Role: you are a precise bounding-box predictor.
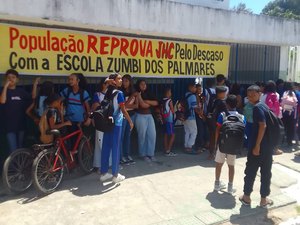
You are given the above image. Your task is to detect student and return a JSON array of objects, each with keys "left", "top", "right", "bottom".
[
  {"left": 243, "top": 101, "right": 254, "bottom": 149},
  {"left": 183, "top": 83, "right": 200, "bottom": 154},
  {"left": 44, "top": 94, "right": 72, "bottom": 131},
  {"left": 230, "top": 83, "right": 243, "bottom": 113},
  {"left": 0, "top": 69, "right": 31, "bottom": 153},
  {"left": 240, "top": 85, "right": 275, "bottom": 208},
  {"left": 161, "top": 87, "right": 176, "bottom": 156},
  {"left": 26, "top": 78, "right": 54, "bottom": 125},
  {"left": 214, "top": 95, "right": 246, "bottom": 194},
  {"left": 216, "top": 74, "right": 229, "bottom": 95},
  {"left": 195, "top": 84, "right": 208, "bottom": 152},
  {"left": 99, "top": 73, "right": 134, "bottom": 183},
  {"left": 135, "top": 79, "right": 159, "bottom": 162},
  {"left": 207, "top": 86, "right": 228, "bottom": 160},
  {"left": 281, "top": 83, "right": 298, "bottom": 146},
  {"left": 60, "top": 73, "right": 91, "bottom": 126},
  {"left": 120, "top": 74, "right": 138, "bottom": 164},
  {"left": 91, "top": 78, "right": 108, "bottom": 172}
]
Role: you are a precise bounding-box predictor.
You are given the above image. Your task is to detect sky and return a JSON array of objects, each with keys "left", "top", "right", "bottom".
[{"left": 229, "top": 0, "right": 273, "bottom": 14}]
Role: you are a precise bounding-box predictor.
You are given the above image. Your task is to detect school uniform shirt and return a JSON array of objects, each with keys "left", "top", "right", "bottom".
[
  {"left": 186, "top": 92, "right": 197, "bottom": 120},
  {"left": 162, "top": 98, "right": 173, "bottom": 123},
  {"left": 2, "top": 87, "right": 31, "bottom": 132},
  {"left": 112, "top": 90, "right": 125, "bottom": 127},
  {"left": 93, "top": 92, "right": 106, "bottom": 104},
  {"left": 60, "top": 88, "right": 90, "bottom": 122}
]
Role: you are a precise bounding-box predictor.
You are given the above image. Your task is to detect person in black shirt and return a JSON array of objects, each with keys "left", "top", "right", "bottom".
[{"left": 0, "top": 69, "right": 31, "bottom": 153}]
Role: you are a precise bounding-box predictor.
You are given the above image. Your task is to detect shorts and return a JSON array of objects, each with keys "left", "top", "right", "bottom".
[
  {"left": 164, "top": 122, "right": 174, "bottom": 135},
  {"left": 215, "top": 149, "right": 236, "bottom": 166}
]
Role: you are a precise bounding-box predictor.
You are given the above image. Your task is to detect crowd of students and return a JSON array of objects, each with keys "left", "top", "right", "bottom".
[{"left": 1, "top": 70, "right": 300, "bottom": 191}]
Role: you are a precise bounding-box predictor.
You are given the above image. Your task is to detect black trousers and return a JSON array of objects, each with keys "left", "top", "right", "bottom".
[
  {"left": 282, "top": 111, "right": 296, "bottom": 145},
  {"left": 243, "top": 145, "right": 273, "bottom": 198}
]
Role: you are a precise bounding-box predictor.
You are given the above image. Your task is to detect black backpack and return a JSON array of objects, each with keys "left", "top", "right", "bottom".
[
  {"left": 262, "top": 104, "right": 285, "bottom": 148},
  {"left": 91, "top": 91, "right": 119, "bottom": 132},
  {"left": 175, "top": 93, "right": 193, "bottom": 121},
  {"left": 206, "top": 88, "right": 216, "bottom": 115},
  {"left": 218, "top": 112, "right": 245, "bottom": 155}
]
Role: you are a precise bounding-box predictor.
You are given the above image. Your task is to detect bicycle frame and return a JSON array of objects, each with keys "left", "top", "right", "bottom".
[{"left": 51, "top": 129, "right": 83, "bottom": 172}]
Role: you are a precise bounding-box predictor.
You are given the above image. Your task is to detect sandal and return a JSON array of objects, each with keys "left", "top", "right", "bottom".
[
  {"left": 260, "top": 199, "right": 273, "bottom": 208},
  {"left": 239, "top": 196, "right": 251, "bottom": 206}
]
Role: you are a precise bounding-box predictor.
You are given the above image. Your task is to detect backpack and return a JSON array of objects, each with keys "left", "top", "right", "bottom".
[
  {"left": 218, "top": 112, "right": 245, "bottom": 155},
  {"left": 206, "top": 88, "right": 216, "bottom": 115},
  {"left": 160, "top": 98, "right": 172, "bottom": 123},
  {"left": 175, "top": 93, "right": 193, "bottom": 121},
  {"left": 265, "top": 93, "right": 280, "bottom": 117},
  {"left": 263, "top": 104, "right": 285, "bottom": 148},
  {"left": 39, "top": 109, "right": 56, "bottom": 144},
  {"left": 91, "top": 91, "right": 119, "bottom": 132}
]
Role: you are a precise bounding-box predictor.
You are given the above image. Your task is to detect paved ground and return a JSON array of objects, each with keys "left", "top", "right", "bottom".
[{"left": 0, "top": 145, "right": 300, "bottom": 225}]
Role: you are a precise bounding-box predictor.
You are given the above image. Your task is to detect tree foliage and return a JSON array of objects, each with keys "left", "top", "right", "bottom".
[
  {"left": 232, "top": 3, "right": 253, "bottom": 14},
  {"left": 262, "top": 0, "right": 300, "bottom": 20}
]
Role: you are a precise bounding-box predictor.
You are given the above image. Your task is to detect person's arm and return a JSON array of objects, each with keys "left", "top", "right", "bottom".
[
  {"left": 252, "top": 122, "right": 266, "bottom": 156},
  {"left": 120, "top": 104, "right": 134, "bottom": 130},
  {"left": 215, "top": 114, "right": 223, "bottom": 148},
  {"left": 91, "top": 102, "right": 100, "bottom": 111},
  {"left": 169, "top": 100, "right": 174, "bottom": 114},
  {"left": 136, "top": 93, "right": 151, "bottom": 109},
  {"left": 144, "top": 100, "right": 159, "bottom": 106},
  {"left": 32, "top": 77, "right": 40, "bottom": 99},
  {"left": 125, "top": 94, "right": 139, "bottom": 109},
  {"left": 48, "top": 111, "right": 72, "bottom": 130},
  {"left": 26, "top": 101, "right": 40, "bottom": 125},
  {"left": 0, "top": 80, "right": 10, "bottom": 104}
]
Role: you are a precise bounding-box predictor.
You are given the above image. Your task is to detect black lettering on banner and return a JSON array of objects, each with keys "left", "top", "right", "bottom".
[
  {"left": 200, "top": 63, "right": 205, "bottom": 75},
  {"left": 9, "top": 51, "right": 38, "bottom": 70},
  {"left": 157, "top": 60, "right": 163, "bottom": 73},
  {"left": 167, "top": 61, "right": 173, "bottom": 74},
  {"left": 42, "top": 58, "right": 49, "bottom": 70},
  {"left": 145, "top": 59, "right": 150, "bottom": 73},
  {"left": 96, "top": 57, "right": 104, "bottom": 72},
  {"left": 210, "top": 63, "right": 215, "bottom": 75},
  {"left": 186, "top": 61, "right": 193, "bottom": 75},
  {"left": 57, "top": 54, "right": 63, "bottom": 70},
  {"left": 107, "top": 57, "right": 114, "bottom": 73}
]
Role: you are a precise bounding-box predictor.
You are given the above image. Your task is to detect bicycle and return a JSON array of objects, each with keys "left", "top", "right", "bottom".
[
  {"left": 31, "top": 126, "right": 94, "bottom": 195},
  {"left": 2, "top": 143, "right": 53, "bottom": 194}
]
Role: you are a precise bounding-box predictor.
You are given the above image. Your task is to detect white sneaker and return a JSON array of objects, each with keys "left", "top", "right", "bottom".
[
  {"left": 227, "top": 185, "right": 236, "bottom": 195},
  {"left": 214, "top": 181, "right": 226, "bottom": 191},
  {"left": 112, "top": 174, "right": 125, "bottom": 183},
  {"left": 100, "top": 173, "right": 113, "bottom": 182}
]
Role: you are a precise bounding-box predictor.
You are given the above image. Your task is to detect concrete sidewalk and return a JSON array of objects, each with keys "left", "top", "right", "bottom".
[{"left": 0, "top": 148, "right": 299, "bottom": 225}]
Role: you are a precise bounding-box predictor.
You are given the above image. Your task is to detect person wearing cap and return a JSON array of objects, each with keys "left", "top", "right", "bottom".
[{"left": 207, "top": 86, "right": 228, "bottom": 160}]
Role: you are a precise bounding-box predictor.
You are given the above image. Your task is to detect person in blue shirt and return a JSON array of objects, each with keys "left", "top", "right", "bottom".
[
  {"left": 240, "top": 85, "right": 274, "bottom": 208},
  {"left": 99, "top": 73, "right": 134, "bottom": 184},
  {"left": 60, "top": 73, "right": 91, "bottom": 125},
  {"left": 184, "top": 83, "right": 199, "bottom": 154},
  {"left": 161, "top": 87, "right": 176, "bottom": 157}
]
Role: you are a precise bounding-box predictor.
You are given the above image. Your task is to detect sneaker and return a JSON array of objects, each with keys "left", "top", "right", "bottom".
[
  {"left": 126, "top": 156, "right": 136, "bottom": 165},
  {"left": 150, "top": 156, "right": 157, "bottom": 162},
  {"left": 120, "top": 157, "right": 129, "bottom": 165},
  {"left": 143, "top": 156, "right": 151, "bottom": 163},
  {"left": 100, "top": 173, "right": 113, "bottom": 182},
  {"left": 165, "top": 151, "right": 177, "bottom": 157},
  {"left": 112, "top": 174, "right": 125, "bottom": 183},
  {"left": 214, "top": 181, "right": 226, "bottom": 191},
  {"left": 227, "top": 185, "right": 236, "bottom": 195}
]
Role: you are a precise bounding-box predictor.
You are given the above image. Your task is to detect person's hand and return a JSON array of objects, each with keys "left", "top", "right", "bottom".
[
  {"left": 65, "top": 121, "right": 72, "bottom": 126},
  {"left": 105, "top": 78, "right": 116, "bottom": 86},
  {"left": 129, "top": 121, "right": 134, "bottom": 131},
  {"left": 4, "top": 80, "right": 11, "bottom": 88},
  {"left": 83, "top": 118, "right": 91, "bottom": 127},
  {"left": 252, "top": 145, "right": 260, "bottom": 156}
]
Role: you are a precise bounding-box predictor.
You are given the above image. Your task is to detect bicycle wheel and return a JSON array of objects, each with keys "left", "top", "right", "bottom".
[
  {"left": 78, "top": 136, "right": 94, "bottom": 173},
  {"left": 32, "top": 148, "right": 64, "bottom": 195},
  {"left": 2, "top": 148, "right": 34, "bottom": 194}
]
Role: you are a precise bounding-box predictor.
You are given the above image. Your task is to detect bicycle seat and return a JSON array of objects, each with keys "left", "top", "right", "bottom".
[
  {"left": 32, "top": 143, "right": 54, "bottom": 151},
  {"left": 46, "top": 129, "right": 61, "bottom": 137}
]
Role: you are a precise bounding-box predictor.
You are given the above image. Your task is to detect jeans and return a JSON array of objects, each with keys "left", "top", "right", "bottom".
[
  {"left": 195, "top": 116, "right": 208, "bottom": 149},
  {"left": 135, "top": 113, "right": 156, "bottom": 157},
  {"left": 6, "top": 131, "right": 25, "bottom": 153},
  {"left": 101, "top": 126, "right": 122, "bottom": 176},
  {"left": 282, "top": 111, "right": 296, "bottom": 145},
  {"left": 243, "top": 145, "right": 273, "bottom": 198},
  {"left": 120, "top": 114, "right": 136, "bottom": 158},
  {"left": 183, "top": 119, "right": 197, "bottom": 148}
]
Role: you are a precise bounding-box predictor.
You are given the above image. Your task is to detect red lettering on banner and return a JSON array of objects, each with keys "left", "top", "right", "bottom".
[
  {"left": 110, "top": 37, "right": 120, "bottom": 55},
  {"left": 9, "top": 27, "right": 19, "bottom": 48},
  {"left": 100, "top": 37, "right": 110, "bottom": 55},
  {"left": 119, "top": 38, "right": 129, "bottom": 56},
  {"left": 87, "top": 35, "right": 98, "bottom": 54}
]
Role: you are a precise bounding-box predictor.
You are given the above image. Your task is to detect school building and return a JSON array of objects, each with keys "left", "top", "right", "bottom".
[{"left": 0, "top": 0, "right": 300, "bottom": 154}]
